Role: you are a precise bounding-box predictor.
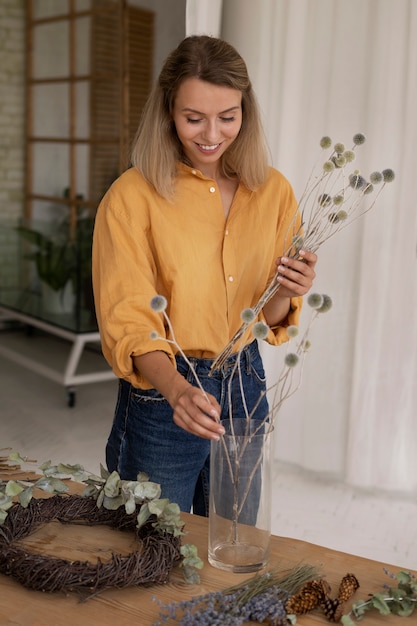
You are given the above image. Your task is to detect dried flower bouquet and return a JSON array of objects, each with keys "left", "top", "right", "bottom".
[
  {"left": 149, "top": 133, "right": 394, "bottom": 574},
  {"left": 211, "top": 133, "right": 395, "bottom": 371}
]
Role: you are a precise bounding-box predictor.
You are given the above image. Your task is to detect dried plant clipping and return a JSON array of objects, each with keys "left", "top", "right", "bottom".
[{"left": 211, "top": 133, "right": 395, "bottom": 371}]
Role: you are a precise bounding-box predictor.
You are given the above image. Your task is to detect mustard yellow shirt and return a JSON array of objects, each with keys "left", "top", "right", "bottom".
[{"left": 92, "top": 164, "right": 302, "bottom": 388}]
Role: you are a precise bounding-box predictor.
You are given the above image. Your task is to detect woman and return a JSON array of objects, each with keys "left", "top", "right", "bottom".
[{"left": 92, "top": 35, "right": 317, "bottom": 516}]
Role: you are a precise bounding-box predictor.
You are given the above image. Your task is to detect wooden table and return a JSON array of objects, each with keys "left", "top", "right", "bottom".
[{"left": 0, "top": 479, "right": 415, "bottom": 625}]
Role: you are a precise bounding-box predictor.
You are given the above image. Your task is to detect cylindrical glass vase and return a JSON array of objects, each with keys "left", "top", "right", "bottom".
[{"left": 208, "top": 418, "right": 273, "bottom": 573}]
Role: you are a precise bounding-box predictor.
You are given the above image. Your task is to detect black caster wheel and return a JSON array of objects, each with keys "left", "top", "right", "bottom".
[{"left": 67, "top": 388, "right": 76, "bottom": 407}]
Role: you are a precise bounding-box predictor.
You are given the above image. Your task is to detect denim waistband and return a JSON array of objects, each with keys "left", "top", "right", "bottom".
[{"left": 175, "top": 340, "right": 259, "bottom": 378}]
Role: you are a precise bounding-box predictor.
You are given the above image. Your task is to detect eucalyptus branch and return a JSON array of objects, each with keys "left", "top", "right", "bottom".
[{"left": 341, "top": 569, "right": 417, "bottom": 624}]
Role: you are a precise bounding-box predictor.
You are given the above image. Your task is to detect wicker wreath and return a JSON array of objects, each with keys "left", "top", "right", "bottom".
[{"left": 0, "top": 494, "right": 182, "bottom": 598}]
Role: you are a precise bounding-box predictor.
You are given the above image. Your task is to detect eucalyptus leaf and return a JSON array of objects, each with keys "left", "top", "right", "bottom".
[
  {"left": 180, "top": 544, "right": 199, "bottom": 559},
  {"left": 35, "top": 477, "right": 69, "bottom": 494},
  {"left": 96, "top": 488, "right": 105, "bottom": 508},
  {"left": 350, "top": 600, "right": 368, "bottom": 617},
  {"left": 136, "top": 471, "right": 149, "bottom": 483},
  {"left": 124, "top": 494, "right": 136, "bottom": 515},
  {"left": 122, "top": 480, "right": 138, "bottom": 492},
  {"left": 5, "top": 481, "right": 25, "bottom": 496},
  {"left": 389, "top": 587, "right": 405, "bottom": 600},
  {"left": 56, "top": 463, "right": 85, "bottom": 476},
  {"left": 0, "top": 494, "right": 13, "bottom": 510},
  {"left": 148, "top": 498, "right": 170, "bottom": 517},
  {"left": 161, "top": 502, "right": 181, "bottom": 520},
  {"left": 137, "top": 502, "right": 151, "bottom": 529},
  {"left": 82, "top": 484, "right": 98, "bottom": 498},
  {"left": 341, "top": 616, "right": 357, "bottom": 626},
  {"left": 48, "top": 478, "right": 70, "bottom": 493},
  {"left": 371, "top": 593, "right": 391, "bottom": 615},
  {"left": 18, "top": 486, "right": 34, "bottom": 508},
  {"left": 8, "top": 451, "right": 27, "bottom": 464},
  {"left": 102, "top": 494, "right": 124, "bottom": 510},
  {"left": 397, "top": 571, "right": 411, "bottom": 585},
  {"left": 134, "top": 481, "right": 161, "bottom": 501},
  {"left": 182, "top": 553, "right": 203, "bottom": 569},
  {"left": 83, "top": 475, "right": 104, "bottom": 487},
  {"left": 42, "top": 465, "right": 59, "bottom": 477},
  {"left": 390, "top": 599, "right": 415, "bottom": 617},
  {"left": 39, "top": 460, "right": 52, "bottom": 471},
  {"left": 103, "top": 471, "right": 121, "bottom": 497},
  {"left": 100, "top": 464, "right": 110, "bottom": 480},
  {"left": 181, "top": 564, "right": 201, "bottom": 585},
  {"left": 0, "top": 510, "right": 8, "bottom": 524}
]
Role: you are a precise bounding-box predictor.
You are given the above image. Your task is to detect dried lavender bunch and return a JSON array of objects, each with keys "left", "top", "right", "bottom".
[{"left": 153, "top": 564, "right": 321, "bottom": 625}]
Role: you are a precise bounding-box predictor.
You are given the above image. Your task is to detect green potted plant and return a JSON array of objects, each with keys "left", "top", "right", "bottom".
[{"left": 16, "top": 192, "right": 94, "bottom": 315}]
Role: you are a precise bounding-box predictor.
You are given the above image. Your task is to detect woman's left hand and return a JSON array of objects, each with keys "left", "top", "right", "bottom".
[{"left": 274, "top": 249, "right": 317, "bottom": 298}]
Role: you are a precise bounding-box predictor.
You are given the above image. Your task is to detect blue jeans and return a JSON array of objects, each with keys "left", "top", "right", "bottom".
[{"left": 105, "top": 340, "right": 269, "bottom": 516}]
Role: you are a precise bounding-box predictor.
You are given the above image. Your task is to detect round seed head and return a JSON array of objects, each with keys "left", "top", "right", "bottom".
[
  {"left": 332, "top": 194, "right": 344, "bottom": 206},
  {"left": 252, "top": 321, "right": 269, "bottom": 340},
  {"left": 307, "top": 292, "right": 324, "bottom": 309},
  {"left": 349, "top": 173, "right": 367, "bottom": 189},
  {"left": 353, "top": 132, "right": 366, "bottom": 146},
  {"left": 286, "top": 325, "right": 299, "bottom": 338},
  {"left": 334, "top": 142, "right": 345, "bottom": 154},
  {"left": 240, "top": 308, "right": 256, "bottom": 323},
  {"left": 363, "top": 182, "right": 374, "bottom": 194},
  {"left": 323, "top": 160, "right": 335, "bottom": 173},
  {"left": 285, "top": 353, "right": 299, "bottom": 367},
  {"left": 343, "top": 150, "right": 356, "bottom": 162},
  {"left": 320, "top": 136, "right": 332, "bottom": 149},
  {"left": 316, "top": 294, "right": 333, "bottom": 313},
  {"left": 336, "top": 209, "right": 348, "bottom": 221},
  {"left": 318, "top": 193, "right": 332, "bottom": 207},
  {"left": 382, "top": 168, "right": 395, "bottom": 183},
  {"left": 328, "top": 212, "right": 340, "bottom": 223},
  {"left": 150, "top": 295, "right": 167, "bottom": 312},
  {"left": 369, "top": 171, "right": 383, "bottom": 184},
  {"left": 334, "top": 155, "right": 347, "bottom": 168}
]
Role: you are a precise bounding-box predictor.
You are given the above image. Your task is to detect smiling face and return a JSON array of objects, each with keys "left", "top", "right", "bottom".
[{"left": 172, "top": 77, "right": 243, "bottom": 178}]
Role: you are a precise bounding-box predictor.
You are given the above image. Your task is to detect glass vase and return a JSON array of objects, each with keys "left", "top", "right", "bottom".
[{"left": 208, "top": 418, "right": 273, "bottom": 573}]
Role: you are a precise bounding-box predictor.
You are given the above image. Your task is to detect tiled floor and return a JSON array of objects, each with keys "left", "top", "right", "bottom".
[{"left": 1, "top": 325, "right": 416, "bottom": 571}]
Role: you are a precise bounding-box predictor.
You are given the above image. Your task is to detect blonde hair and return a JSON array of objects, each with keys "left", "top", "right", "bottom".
[{"left": 131, "top": 35, "right": 269, "bottom": 199}]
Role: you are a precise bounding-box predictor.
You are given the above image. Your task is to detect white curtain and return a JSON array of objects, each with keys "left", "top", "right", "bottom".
[
  {"left": 186, "top": 0, "right": 417, "bottom": 493},
  {"left": 185, "top": 0, "right": 223, "bottom": 37}
]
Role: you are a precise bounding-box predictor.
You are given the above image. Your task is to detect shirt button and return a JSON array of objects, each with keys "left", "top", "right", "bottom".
[
  {"left": 228, "top": 275, "right": 234, "bottom": 282},
  {"left": 191, "top": 169, "right": 197, "bottom": 175},
  {"left": 209, "top": 186, "right": 216, "bottom": 193},
  {"left": 225, "top": 229, "right": 229, "bottom": 236}
]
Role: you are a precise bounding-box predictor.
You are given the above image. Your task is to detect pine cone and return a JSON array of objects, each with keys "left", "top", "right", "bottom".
[
  {"left": 320, "top": 596, "right": 344, "bottom": 622},
  {"left": 337, "top": 573, "right": 360, "bottom": 602},
  {"left": 285, "top": 579, "right": 331, "bottom": 614}
]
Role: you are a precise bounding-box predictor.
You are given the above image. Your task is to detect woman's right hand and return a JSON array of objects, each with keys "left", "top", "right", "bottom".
[
  {"left": 133, "top": 350, "right": 224, "bottom": 440},
  {"left": 171, "top": 385, "right": 224, "bottom": 440}
]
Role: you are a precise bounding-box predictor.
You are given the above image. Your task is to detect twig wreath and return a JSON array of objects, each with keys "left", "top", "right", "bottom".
[
  {"left": 0, "top": 495, "right": 180, "bottom": 598},
  {"left": 0, "top": 454, "right": 203, "bottom": 599}
]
